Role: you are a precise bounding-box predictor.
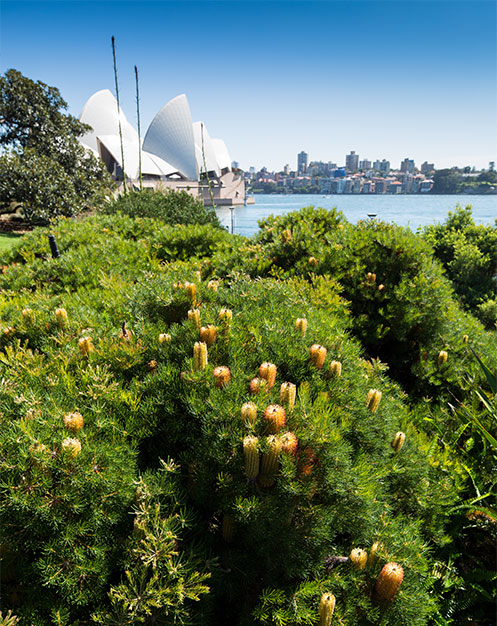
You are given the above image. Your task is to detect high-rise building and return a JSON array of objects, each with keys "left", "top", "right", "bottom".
[
  {"left": 283, "top": 164, "right": 290, "bottom": 175},
  {"left": 346, "top": 151, "right": 359, "bottom": 172},
  {"left": 359, "top": 159, "right": 372, "bottom": 170},
  {"left": 420, "top": 162, "right": 435, "bottom": 175},
  {"left": 400, "top": 158, "right": 415, "bottom": 174},
  {"left": 378, "top": 159, "right": 390, "bottom": 173},
  {"left": 297, "top": 151, "right": 308, "bottom": 173}
]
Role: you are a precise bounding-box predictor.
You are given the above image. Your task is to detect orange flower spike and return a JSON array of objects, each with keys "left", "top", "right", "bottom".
[
  {"left": 263, "top": 404, "right": 286, "bottom": 433},
  {"left": 259, "top": 362, "right": 277, "bottom": 388},
  {"left": 310, "top": 344, "right": 327, "bottom": 369},
  {"left": 374, "top": 562, "right": 404, "bottom": 603},
  {"left": 213, "top": 366, "right": 231, "bottom": 388},
  {"left": 200, "top": 325, "right": 217, "bottom": 346}
]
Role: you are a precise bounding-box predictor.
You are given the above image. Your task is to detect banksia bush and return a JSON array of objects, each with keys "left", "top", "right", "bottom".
[
  {"left": 78, "top": 336, "right": 94, "bottom": 356},
  {"left": 243, "top": 435, "right": 259, "bottom": 479},
  {"left": 350, "top": 547, "right": 368, "bottom": 570},
  {"left": 391, "top": 431, "right": 406, "bottom": 453},
  {"left": 63, "top": 411, "right": 84, "bottom": 432},
  {"left": 329, "top": 360, "right": 342, "bottom": 377},
  {"left": 310, "top": 344, "right": 327, "bottom": 369},
  {"left": 241, "top": 402, "right": 257, "bottom": 427},
  {"left": 55, "top": 307, "right": 68, "bottom": 328},
  {"left": 263, "top": 404, "right": 286, "bottom": 433},
  {"left": 188, "top": 308, "right": 201, "bottom": 328},
  {"left": 200, "top": 325, "right": 217, "bottom": 346},
  {"left": 437, "top": 350, "right": 448, "bottom": 365},
  {"left": 318, "top": 593, "right": 336, "bottom": 626},
  {"left": 193, "top": 341, "right": 208, "bottom": 370},
  {"left": 249, "top": 377, "right": 267, "bottom": 395},
  {"left": 259, "top": 361, "right": 277, "bottom": 388},
  {"left": 366, "top": 388, "right": 382, "bottom": 413},
  {"left": 295, "top": 317, "right": 308, "bottom": 336},
  {"left": 158, "top": 332, "right": 171, "bottom": 344},
  {"left": 280, "top": 431, "right": 298, "bottom": 455},
  {"left": 374, "top": 562, "right": 405, "bottom": 604},
  {"left": 61, "top": 437, "right": 82, "bottom": 457},
  {"left": 213, "top": 366, "right": 231, "bottom": 388}
]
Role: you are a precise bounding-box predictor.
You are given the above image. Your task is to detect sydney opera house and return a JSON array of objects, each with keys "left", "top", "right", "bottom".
[{"left": 79, "top": 90, "right": 245, "bottom": 205}]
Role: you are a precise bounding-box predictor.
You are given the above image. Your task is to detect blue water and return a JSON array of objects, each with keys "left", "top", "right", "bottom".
[{"left": 215, "top": 194, "right": 497, "bottom": 237}]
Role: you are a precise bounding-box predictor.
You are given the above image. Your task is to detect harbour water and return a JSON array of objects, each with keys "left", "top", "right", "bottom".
[{"left": 215, "top": 194, "right": 497, "bottom": 237}]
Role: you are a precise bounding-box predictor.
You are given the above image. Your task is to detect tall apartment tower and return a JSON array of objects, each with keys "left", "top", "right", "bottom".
[
  {"left": 400, "top": 158, "right": 415, "bottom": 174},
  {"left": 346, "top": 151, "right": 359, "bottom": 172},
  {"left": 297, "top": 151, "right": 308, "bottom": 173}
]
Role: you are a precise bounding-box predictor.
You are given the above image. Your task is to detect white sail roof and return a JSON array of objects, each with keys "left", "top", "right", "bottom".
[
  {"left": 143, "top": 94, "right": 198, "bottom": 180},
  {"left": 193, "top": 121, "right": 220, "bottom": 176},
  {"left": 211, "top": 138, "right": 232, "bottom": 171}
]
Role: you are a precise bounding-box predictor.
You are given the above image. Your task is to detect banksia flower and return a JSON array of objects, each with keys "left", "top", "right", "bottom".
[
  {"left": 184, "top": 281, "right": 196, "bottom": 303},
  {"left": 193, "top": 342, "right": 208, "bottom": 370},
  {"left": 3, "top": 326, "right": 15, "bottom": 338},
  {"left": 366, "top": 272, "right": 377, "bottom": 284},
  {"left": 308, "top": 256, "right": 318, "bottom": 267},
  {"left": 78, "top": 336, "right": 94, "bottom": 356},
  {"left": 63, "top": 411, "right": 84, "bottom": 432},
  {"left": 222, "top": 514, "right": 236, "bottom": 542},
  {"left": 259, "top": 362, "right": 277, "bottom": 388},
  {"left": 280, "top": 431, "right": 298, "bottom": 455},
  {"left": 374, "top": 562, "right": 404, "bottom": 604},
  {"left": 366, "top": 389, "right": 382, "bottom": 413},
  {"left": 207, "top": 280, "right": 219, "bottom": 291},
  {"left": 188, "top": 308, "right": 201, "bottom": 328},
  {"left": 249, "top": 377, "right": 267, "bottom": 395},
  {"left": 310, "top": 344, "right": 327, "bottom": 369},
  {"left": 218, "top": 308, "right": 233, "bottom": 322},
  {"left": 281, "top": 228, "right": 292, "bottom": 243},
  {"left": 243, "top": 435, "right": 259, "bottom": 479},
  {"left": 200, "top": 325, "right": 217, "bottom": 346},
  {"left": 158, "top": 333, "right": 171, "bottom": 344},
  {"left": 329, "top": 360, "right": 342, "bottom": 377},
  {"left": 279, "top": 382, "right": 296, "bottom": 412},
  {"left": 295, "top": 317, "right": 308, "bottom": 336},
  {"left": 148, "top": 359, "right": 158, "bottom": 371},
  {"left": 260, "top": 435, "right": 282, "bottom": 476},
  {"left": 264, "top": 404, "right": 286, "bottom": 433},
  {"left": 22, "top": 308, "right": 35, "bottom": 324},
  {"left": 61, "top": 437, "right": 81, "bottom": 457},
  {"left": 119, "top": 322, "right": 133, "bottom": 341},
  {"left": 213, "top": 366, "right": 231, "bottom": 388},
  {"left": 318, "top": 593, "right": 336, "bottom": 626},
  {"left": 391, "top": 431, "right": 406, "bottom": 453},
  {"left": 462, "top": 334, "right": 469, "bottom": 343},
  {"left": 368, "top": 542, "right": 384, "bottom": 567},
  {"left": 241, "top": 402, "right": 257, "bottom": 427},
  {"left": 378, "top": 284, "right": 385, "bottom": 291},
  {"left": 55, "top": 308, "right": 68, "bottom": 328},
  {"left": 350, "top": 548, "right": 368, "bottom": 570},
  {"left": 437, "top": 350, "right": 448, "bottom": 365}
]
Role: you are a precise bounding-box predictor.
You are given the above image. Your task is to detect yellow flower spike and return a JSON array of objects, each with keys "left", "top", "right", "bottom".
[
  {"left": 368, "top": 542, "right": 384, "bottom": 567},
  {"left": 241, "top": 402, "right": 257, "bottom": 427},
  {"left": 218, "top": 308, "right": 233, "bottom": 322},
  {"left": 55, "top": 308, "right": 68, "bottom": 329},
  {"left": 259, "top": 362, "right": 277, "bottom": 389},
  {"left": 260, "top": 435, "right": 282, "bottom": 476},
  {"left": 281, "top": 229, "right": 292, "bottom": 243},
  {"left": 318, "top": 593, "right": 336, "bottom": 626},
  {"left": 437, "top": 350, "right": 448, "bottom": 365},
  {"left": 310, "top": 344, "right": 327, "bottom": 369},
  {"left": 63, "top": 411, "right": 84, "bottom": 432},
  {"left": 391, "top": 431, "right": 406, "bottom": 453},
  {"left": 294, "top": 318, "right": 308, "bottom": 336},
  {"left": 350, "top": 548, "right": 368, "bottom": 570},
  {"left": 329, "top": 360, "right": 342, "bottom": 377},
  {"left": 184, "top": 282, "right": 196, "bottom": 303},
  {"left": 207, "top": 280, "right": 219, "bottom": 292},
  {"left": 193, "top": 342, "right": 208, "bottom": 370},
  {"left": 243, "top": 436, "right": 259, "bottom": 479},
  {"left": 61, "top": 437, "right": 81, "bottom": 457},
  {"left": 158, "top": 333, "right": 171, "bottom": 344},
  {"left": 22, "top": 308, "right": 35, "bottom": 324},
  {"left": 188, "top": 308, "right": 201, "bottom": 329},
  {"left": 279, "top": 382, "right": 296, "bottom": 412},
  {"left": 78, "top": 336, "right": 94, "bottom": 357},
  {"left": 366, "top": 389, "right": 382, "bottom": 413},
  {"left": 462, "top": 334, "right": 469, "bottom": 344},
  {"left": 200, "top": 325, "right": 217, "bottom": 346}
]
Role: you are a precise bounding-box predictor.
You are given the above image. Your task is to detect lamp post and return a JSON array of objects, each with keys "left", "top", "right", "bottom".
[{"left": 230, "top": 206, "right": 235, "bottom": 235}]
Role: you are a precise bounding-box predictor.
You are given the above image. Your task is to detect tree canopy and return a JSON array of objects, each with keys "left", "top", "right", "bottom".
[{"left": 0, "top": 69, "right": 112, "bottom": 224}]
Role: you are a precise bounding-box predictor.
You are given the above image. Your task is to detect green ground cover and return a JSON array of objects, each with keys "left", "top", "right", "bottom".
[
  {"left": 0, "top": 204, "right": 495, "bottom": 626},
  {"left": 0, "top": 232, "right": 22, "bottom": 256}
]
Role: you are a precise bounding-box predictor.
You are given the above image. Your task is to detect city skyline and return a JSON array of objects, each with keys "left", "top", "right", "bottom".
[{"left": 1, "top": 1, "right": 496, "bottom": 172}]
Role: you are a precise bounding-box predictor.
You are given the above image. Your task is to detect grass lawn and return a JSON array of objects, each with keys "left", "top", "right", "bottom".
[{"left": 0, "top": 232, "right": 22, "bottom": 258}]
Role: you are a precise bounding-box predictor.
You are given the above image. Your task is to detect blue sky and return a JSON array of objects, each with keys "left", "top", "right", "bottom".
[{"left": 1, "top": 0, "right": 496, "bottom": 171}]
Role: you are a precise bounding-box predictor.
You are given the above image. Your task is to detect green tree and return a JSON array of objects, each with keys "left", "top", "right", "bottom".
[
  {"left": 0, "top": 69, "right": 112, "bottom": 224},
  {"left": 431, "top": 169, "right": 462, "bottom": 194}
]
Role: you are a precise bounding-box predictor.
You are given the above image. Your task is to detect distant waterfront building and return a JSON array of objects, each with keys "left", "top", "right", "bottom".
[
  {"left": 374, "top": 179, "right": 387, "bottom": 194},
  {"left": 231, "top": 160, "right": 239, "bottom": 169},
  {"left": 362, "top": 181, "right": 373, "bottom": 193},
  {"left": 420, "top": 179, "right": 434, "bottom": 193},
  {"left": 400, "top": 158, "right": 415, "bottom": 174},
  {"left": 421, "top": 162, "right": 435, "bottom": 175},
  {"left": 359, "top": 159, "right": 372, "bottom": 170},
  {"left": 249, "top": 166, "right": 256, "bottom": 175},
  {"left": 346, "top": 151, "right": 359, "bottom": 172},
  {"left": 297, "top": 151, "right": 308, "bottom": 174},
  {"left": 283, "top": 164, "right": 290, "bottom": 175},
  {"left": 377, "top": 159, "right": 390, "bottom": 173}
]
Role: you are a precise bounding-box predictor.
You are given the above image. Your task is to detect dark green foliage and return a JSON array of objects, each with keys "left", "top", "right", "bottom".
[
  {"left": 0, "top": 69, "right": 112, "bottom": 224},
  {"left": 0, "top": 208, "right": 495, "bottom": 624},
  {"left": 102, "top": 188, "right": 221, "bottom": 227},
  {"left": 423, "top": 205, "right": 497, "bottom": 329}
]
